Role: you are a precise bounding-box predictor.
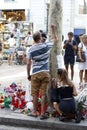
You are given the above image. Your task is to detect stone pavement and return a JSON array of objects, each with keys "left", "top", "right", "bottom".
[
  {"left": 0, "top": 62, "right": 79, "bottom": 89},
  {"left": 0, "top": 62, "right": 28, "bottom": 91}
]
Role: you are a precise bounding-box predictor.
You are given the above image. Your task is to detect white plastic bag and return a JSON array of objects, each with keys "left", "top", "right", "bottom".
[
  {"left": 25, "top": 82, "right": 33, "bottom": 102},
  {"left": 56, "top": 54, "right": 64, "bottom": 69}
]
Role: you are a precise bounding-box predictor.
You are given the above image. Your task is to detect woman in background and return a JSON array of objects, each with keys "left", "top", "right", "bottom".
[
  {"left": 78, "top": 34, "right": 87, "bottom": 85},
  {"left": 8, "top": 33, "right": 16, "bottom": 65}
]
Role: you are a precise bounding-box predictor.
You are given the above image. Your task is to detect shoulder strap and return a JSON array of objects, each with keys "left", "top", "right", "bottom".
[
  {"left": 71, "top": 40, "right": 74, "bottom": 45},
  {"left": 81, "top": 43, "right": 83, "bottom": 49},
  {"left": 51, "top": 78, "right": 57, "bottom": 88}
]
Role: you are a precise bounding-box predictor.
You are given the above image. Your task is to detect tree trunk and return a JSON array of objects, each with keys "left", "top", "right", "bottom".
[
  {"left": 47, "top": 0, "right": 62, "bottom": 105},
  {"left": 49, "top": 0, "right": 62, "bottom": 78}
]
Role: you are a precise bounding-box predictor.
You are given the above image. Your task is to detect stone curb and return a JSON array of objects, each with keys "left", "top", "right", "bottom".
[{"left": 0, "top": 112, "right": 87, "bottom": 130}]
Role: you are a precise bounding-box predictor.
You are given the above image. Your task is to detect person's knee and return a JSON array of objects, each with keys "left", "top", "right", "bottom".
[
  {"left": 53, "top": 102, "right": 58, "bottom": 109},
  {"left": 70, "top": 65, "right": 74, "bottom": 71},
  {"left": 41, "top": 83, "right": 48, "bottom": 96},
  {"left": 65, "top": 65, "right": 68, "bottom": 71},
  {"left": 80, "top": 70, "right": 83, "bottom": 73},
  {"left": 31, "top": 87, "right": 39, "bottom": 97},
  {"left": 85, "top": 70, "right": 87, "bottom": 73}
]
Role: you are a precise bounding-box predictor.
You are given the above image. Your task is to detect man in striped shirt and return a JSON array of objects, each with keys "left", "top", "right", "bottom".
[{"left": 27, "top": 31, "right": 50, "bottom": 119}]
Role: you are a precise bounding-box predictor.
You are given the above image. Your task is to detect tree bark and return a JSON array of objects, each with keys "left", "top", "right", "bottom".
[
  {"left": 49, "top": 0, "right": 62, "bottom": 78},
  {"left": 47, "top": 0, "right": 62, "bottom": 105}
]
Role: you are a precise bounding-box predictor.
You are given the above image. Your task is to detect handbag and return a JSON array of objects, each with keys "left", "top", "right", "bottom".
[
  {"left": 76, "top": 43, "right": 86, "bottom": 62},
  {"left": 76, "top": 51, "right": 86, "bottom": 62}
]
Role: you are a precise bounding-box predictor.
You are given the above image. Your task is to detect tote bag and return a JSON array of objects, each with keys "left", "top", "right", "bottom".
[{"left": 76, "top": 43, "right": 86, "bottom": 62}]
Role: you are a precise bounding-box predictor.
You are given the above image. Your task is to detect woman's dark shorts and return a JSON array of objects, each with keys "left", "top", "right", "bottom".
[{"left": 59, "top": 98, "right": 77, "bottom": 114}]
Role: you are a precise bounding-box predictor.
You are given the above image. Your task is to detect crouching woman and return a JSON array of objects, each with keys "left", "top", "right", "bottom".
[{"left": 51, "top": 69, "right": 81, "bottom": 123}]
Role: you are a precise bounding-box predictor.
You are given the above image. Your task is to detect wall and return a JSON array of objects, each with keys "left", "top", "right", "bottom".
[
  {"left": 62, "top": 0, "right": 75, "bottom": 39},
  {"left": 0, "top": 0, "right": 87, "bottom": 34},
  {"left": 74, "top": 0, "right": 87, "bottom": 34},
  {"left": 62, "top": 0, "right": 87, "bottom": 39},
  {"left": 29, "top": 0, "right": 46, "bottom": 31},
  {"left": 0, "top": 0, "right": 30, "bottom": 9}
]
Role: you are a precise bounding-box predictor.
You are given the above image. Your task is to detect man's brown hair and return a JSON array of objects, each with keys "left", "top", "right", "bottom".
[
  {"left": 33, "top": 31, "right": 41, "bottom": 42},
  {"left": 68, "top": 32, "right": 73, "bottom": 37}
]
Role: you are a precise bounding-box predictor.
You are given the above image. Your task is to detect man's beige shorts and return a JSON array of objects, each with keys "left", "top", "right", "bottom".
[{"left": 31, "top": 72, "right": 50, "bottom": 96}]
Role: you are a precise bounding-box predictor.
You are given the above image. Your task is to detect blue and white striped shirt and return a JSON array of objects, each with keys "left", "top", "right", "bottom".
[{"left": 27, "top": 42, "right": 50, "bottom": 75}]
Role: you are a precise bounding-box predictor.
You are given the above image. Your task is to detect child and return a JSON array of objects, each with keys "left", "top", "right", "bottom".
[{"left": 51, "top": 69, "right": 81, "bottom": 123}]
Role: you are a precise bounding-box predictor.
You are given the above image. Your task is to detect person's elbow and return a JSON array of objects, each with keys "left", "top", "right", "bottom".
[
  {"left": 73, "top": 92, "right": 78, "bottom": 96},
  {"left": 63, "top": 46, "right": 65, "bottom": 49},
  {"left": 26, "top": 59, "right": 31, "bottom": 66}
]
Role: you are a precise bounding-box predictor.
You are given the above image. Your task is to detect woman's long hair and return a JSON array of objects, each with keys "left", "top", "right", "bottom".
[
  {"left": 57, "top": 69, "right": 73, "bottom": 87},
  {"left": 82, "top": 34, "right": 87, "bottom": 45}
]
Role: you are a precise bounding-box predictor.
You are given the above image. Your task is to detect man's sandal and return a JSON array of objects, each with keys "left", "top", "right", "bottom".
[
  {"left": 40, "top": 114, "right": 49, "bottom": 120},
  {"left": 28, "top": 113, "right": 38, "bottom": 117},
  {"left": 28, "top": 111, "right": 39, "bottom": 117}
]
